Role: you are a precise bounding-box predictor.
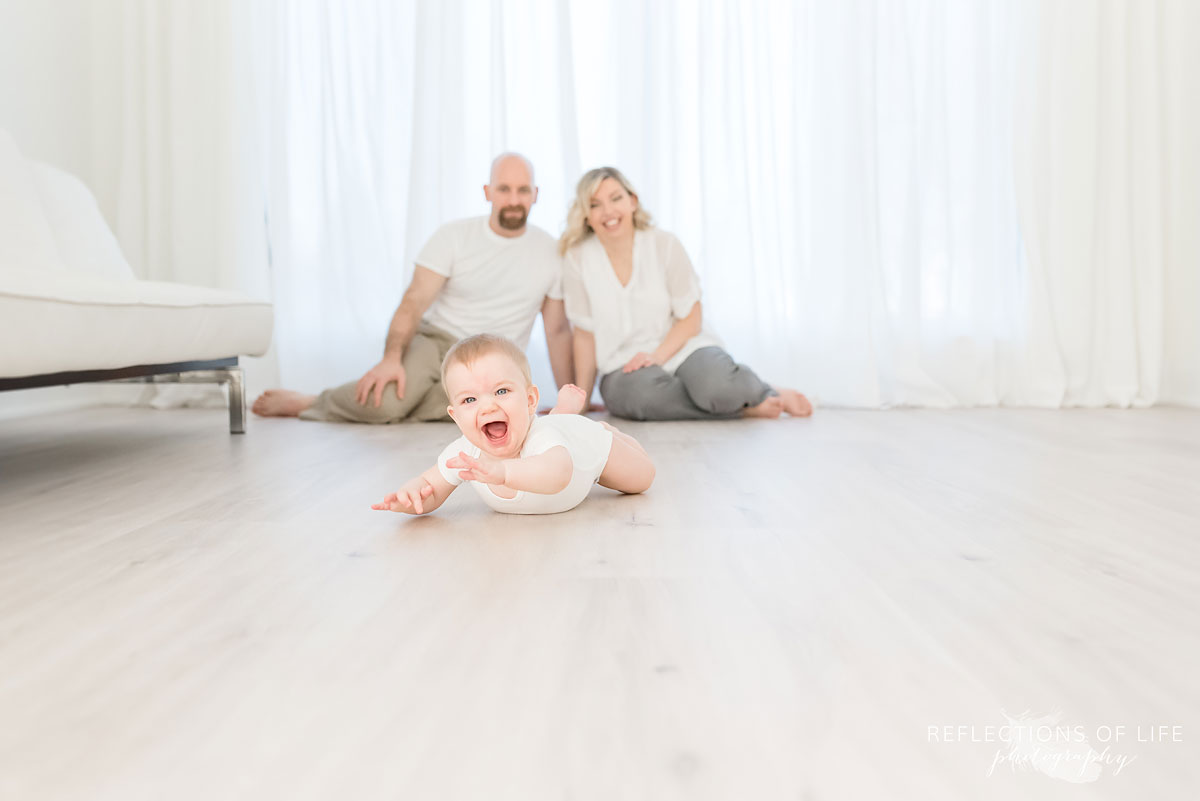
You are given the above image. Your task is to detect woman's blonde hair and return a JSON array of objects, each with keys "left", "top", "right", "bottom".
[{"left": 558, "top": 167, "right": 654, "bottom": 255}]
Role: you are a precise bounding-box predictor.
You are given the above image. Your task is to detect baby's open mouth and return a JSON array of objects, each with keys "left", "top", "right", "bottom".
[{"left": 483, "top": 421, "right": 508, "bottom": 442}]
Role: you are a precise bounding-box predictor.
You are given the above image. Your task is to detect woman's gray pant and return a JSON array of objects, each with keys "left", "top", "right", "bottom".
[{"left": 599, "top": 346, "right": 776, "bottom": 421}]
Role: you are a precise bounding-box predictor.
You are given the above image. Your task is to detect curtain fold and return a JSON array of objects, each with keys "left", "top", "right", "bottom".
[
  {"left": 96, "top": 0, "right": 1200, "bottom": 407},
  {"left": 1015, "top": 0, "right": 1200, "bottom": 407}
]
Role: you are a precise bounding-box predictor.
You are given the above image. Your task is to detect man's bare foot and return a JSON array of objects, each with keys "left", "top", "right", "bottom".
[
  {"left": 778, "top": 388, "right": 813, "bottom": 417},
  {"left": 252, "top": 389, "right": 317, "bottom": 418},
  {"left": 549, "top": 383, "right": 589, "bottom": 415},
  {"left": 743, "top": 394, "right": 783, "bottom": 419}
]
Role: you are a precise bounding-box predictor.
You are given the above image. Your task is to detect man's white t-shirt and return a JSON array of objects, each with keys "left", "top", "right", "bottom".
[
  {"left": 561, "top": 227, "right": 721, "bottom": 375},
  {"left": 436, "top": 415, "right": 614, "bottom": 515},
  {"left": 416, "top": 217, "right": 563, "bottom": 348}
]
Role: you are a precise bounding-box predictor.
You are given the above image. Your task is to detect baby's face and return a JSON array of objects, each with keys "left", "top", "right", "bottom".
[{"left": 444, "top": 352, "right": 539, "bottom": 459}]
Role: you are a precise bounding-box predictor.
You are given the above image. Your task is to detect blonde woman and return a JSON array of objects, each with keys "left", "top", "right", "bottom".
[{"left": 557, "top": 167, "right": 812, "bottom": 421}]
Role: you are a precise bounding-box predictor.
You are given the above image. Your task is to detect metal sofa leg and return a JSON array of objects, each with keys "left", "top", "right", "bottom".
[
  {"left": 96, "top": 358, "right": 248, "bottom": 434},
  {"left": 224, "top": 367, "right": 246, "bottom": 434}
]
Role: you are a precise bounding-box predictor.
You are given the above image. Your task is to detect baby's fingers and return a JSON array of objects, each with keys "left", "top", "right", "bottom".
[
  {"left": 371, "top": 492, "right": 397, "bottom": 511},
  {"left": 446, "top": 454, "right": 472, "bottom": 470},
  {"left": 420, "top": 484, "right": 434, "bottom": 498}
]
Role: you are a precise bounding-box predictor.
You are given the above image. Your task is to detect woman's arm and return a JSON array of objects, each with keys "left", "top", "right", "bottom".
[
  {"left": 573, "top": 328, "right": 598, "bottom": 398},
  {"left": 652, "top": 300, "right": 702, "bottom": 364},
  {"left": 622, "top": 300, "right": 702, "bottom": 373},
  {"left": 541, "top": 297, "right": 574, "bottom": 389},
  {"left": 628, "top": 231, "right": 706, "bottom": 371}
]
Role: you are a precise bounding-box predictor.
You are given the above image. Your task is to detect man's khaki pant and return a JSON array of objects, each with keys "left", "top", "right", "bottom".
[{"left": 299, "top": 323, "right": 458, "bottom": 423}]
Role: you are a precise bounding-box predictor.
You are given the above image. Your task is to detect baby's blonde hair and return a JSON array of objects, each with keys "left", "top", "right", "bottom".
[
  {"left": 558, "top": 166, "right": 654, "bottom": 256},
  {"left": 441, "top": 334, "right": 532, "bottom": 390}
]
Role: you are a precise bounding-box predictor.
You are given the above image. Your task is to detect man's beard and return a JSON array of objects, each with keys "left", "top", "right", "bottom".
[{"left": 497, "top": 205, "right": 528, "bottom": 231}]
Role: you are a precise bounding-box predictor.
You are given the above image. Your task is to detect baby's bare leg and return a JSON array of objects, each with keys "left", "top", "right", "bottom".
[
  {"left": 599, "top": 421, "right": 648, "bottom": 456},
  {"left": 597, "top": 423, "right": 655, "bottom": 493},
  {"left": 549, "top": 383, "right": 589, "bottom": 415}
]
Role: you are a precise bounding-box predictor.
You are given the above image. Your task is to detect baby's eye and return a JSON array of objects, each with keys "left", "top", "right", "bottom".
[
  {"left": 462, "top": 396, "right": 476, "bottom": 404},
  {"left": 496, "top": 388, "right": 509, "bottom": 396}
]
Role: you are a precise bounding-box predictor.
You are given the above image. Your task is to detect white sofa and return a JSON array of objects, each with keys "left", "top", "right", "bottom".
[{"left": 0, "top": 130, "right": 272, "bottom": 433}]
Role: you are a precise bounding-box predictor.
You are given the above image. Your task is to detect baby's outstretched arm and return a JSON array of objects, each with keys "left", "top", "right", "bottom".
[
  {"left": 371, "top": 465, "right": 456, "bottom": 515},
  {"left": 446, "top": 447, "right": 573, "bottom": 496}
]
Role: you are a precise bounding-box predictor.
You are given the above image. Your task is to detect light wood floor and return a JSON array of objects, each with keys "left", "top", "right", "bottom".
[{"left": 0, "top": 406, "right": 1197, "bottom": 800}]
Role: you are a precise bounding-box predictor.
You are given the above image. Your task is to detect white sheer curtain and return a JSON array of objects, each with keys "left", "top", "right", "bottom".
[
  {"left": 563, "top": 0, "right": 1028, "bottom": 407},
  {"left": 248, "top": 1, "right": 582, "bottom": 394},
  {"left": 1014, "top": 0, "right": 1200, "bottom": 407},
  {"left": 100, "top": 0, "right": 1200, "bottom": 407},
  {"left": 79, "top": 0, "right": 272, "bottom": 405},
  {"left": 88, "top": 0, "right": 267, "bottom": 295}
]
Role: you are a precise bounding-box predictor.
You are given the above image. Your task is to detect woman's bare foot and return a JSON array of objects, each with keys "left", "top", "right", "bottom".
[
  {"left": 777, "top": 388, "right": 813, "bottom": 417},
  {"left": 252, "top": 389, "right": 317, "bottom": 417},
  {"left": 743, "top": 394, "right": 784, "bottom": 419},
  {"left": 549, "top": 383, "right": 588, "bottom": 415}
]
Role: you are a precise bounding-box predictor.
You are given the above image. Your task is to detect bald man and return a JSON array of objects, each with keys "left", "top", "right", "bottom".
[{"left": 253, "top": 153, "right": 572, "bottom": 423}]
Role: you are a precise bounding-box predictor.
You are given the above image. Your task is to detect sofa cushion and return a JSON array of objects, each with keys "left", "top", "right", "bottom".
[
  {"left": 0, "top": 130, "right": 65, "bottom": 276},
  {"left": 0, "top": 269, "right": 273, "bottom": 378},
  {"left": 34, "top": 162, "right": 135, "bottom": 281}
]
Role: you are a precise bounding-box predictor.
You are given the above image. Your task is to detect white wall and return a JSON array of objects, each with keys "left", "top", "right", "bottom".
[{"left": 0, "top": 0, "right": 93, "bottom": 181}]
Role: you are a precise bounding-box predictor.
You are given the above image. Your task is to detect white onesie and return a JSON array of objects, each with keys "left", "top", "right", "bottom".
[{"left": 436, "top": 415, "right": 614, "bottom": 515}]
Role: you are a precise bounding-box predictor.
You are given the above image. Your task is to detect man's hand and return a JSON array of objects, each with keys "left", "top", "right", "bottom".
[
  {"left": 355, "top": 359, "right": 407, "bottom": 407},
  {"left": 446, "top": 451, "right": 507, "bottom": 485},
  {"left": 622, "top": 352, "right": 661, "bottom": 373},
  {"left": 371, "top": 476, "right": 435, "bottom": 514}
]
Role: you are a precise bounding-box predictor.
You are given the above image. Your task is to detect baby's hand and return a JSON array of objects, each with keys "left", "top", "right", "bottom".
[
  {"left": 371, "top": 478, "right": 435, "bottom": 514},
  {"left": 446, "top": 450, "right": 507, "bottom": 485}
]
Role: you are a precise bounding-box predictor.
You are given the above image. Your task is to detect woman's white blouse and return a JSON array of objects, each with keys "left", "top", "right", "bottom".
[{"left": 562, "top": 228, "right": 721, "bottom": 376}]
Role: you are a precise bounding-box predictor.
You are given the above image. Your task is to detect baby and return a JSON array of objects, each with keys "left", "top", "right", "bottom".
[{"left": 371, "top": 334, "right": 655, "bottom": 515}]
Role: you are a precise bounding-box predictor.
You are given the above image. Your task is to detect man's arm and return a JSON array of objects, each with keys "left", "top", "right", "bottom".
[
  {"left": 541, "top": 297, "right": 574, "bottom": 390},
  {"left": 383, "top": 266, "right": 447, "bottom": 359},
  {"left": 355, "top": 266, "right": 448, "bottom": 407}
]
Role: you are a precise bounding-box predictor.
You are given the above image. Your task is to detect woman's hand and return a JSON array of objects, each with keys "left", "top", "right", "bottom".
[
  {"left": 372, "top": 476, "right": 435, "bottom": 514},
  {"left": 446, "top": 451, "right": 508, "bottom": 485},
  {"left": 621, "top": 352, "right": 661, "bottom": 373}
]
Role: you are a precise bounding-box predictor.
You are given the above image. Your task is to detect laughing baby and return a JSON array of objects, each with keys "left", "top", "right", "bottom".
[{"left": 371, "top": 334, "right": 654, "bottom": 516}]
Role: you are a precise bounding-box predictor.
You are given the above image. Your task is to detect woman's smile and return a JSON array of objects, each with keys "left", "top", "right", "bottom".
[{"left": 588, "top": 177, "right": 638, "bottom": 240}]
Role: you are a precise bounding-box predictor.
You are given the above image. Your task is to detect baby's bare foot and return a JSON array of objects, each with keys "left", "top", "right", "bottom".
[
  {"left": 550, "top": 383, "right": 588, "bottom": 415},
  {"left": 778, "top": 388, "right": 813, "bottom": 417},
  {"left": 743, "top": 395, "right": 783, "bottom": 419},
  {"left": 252, "top": 389, "right": 316, "bottom": 417}
]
